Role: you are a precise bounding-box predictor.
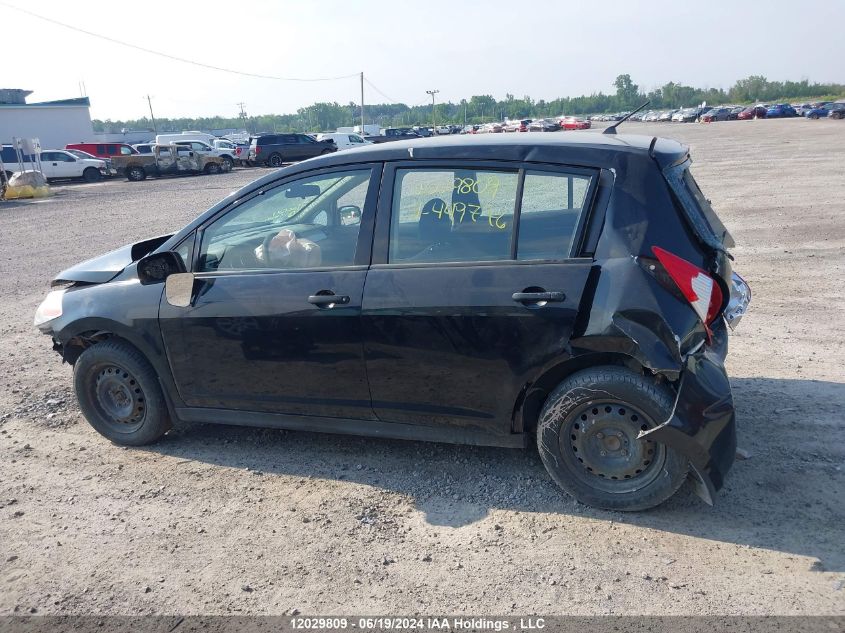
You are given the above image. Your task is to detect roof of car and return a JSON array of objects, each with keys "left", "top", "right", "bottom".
[{"left": 300, "top": 132, "right": 688, "bottom": 172}]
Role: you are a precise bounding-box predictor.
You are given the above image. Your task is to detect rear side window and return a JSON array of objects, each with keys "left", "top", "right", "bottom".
[
  {"left": 517, "top": 170, "right": 591, "bottom": 260},
  {"left": 257, "top": 136, "right": 276, "bottom": 146},
  {"left": 96, "top": 145, "right": 106, "bottom": 155},
  {"left": 388, "top": 167, "right": 594, "bottom": 264},
  {"left": 120, "top": 146, "right": 133, "bottom": 155}
]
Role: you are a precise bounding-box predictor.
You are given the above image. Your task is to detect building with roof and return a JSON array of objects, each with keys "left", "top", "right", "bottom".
[{"left": 0, "top": 89, "right": 94, "bottom": 149}]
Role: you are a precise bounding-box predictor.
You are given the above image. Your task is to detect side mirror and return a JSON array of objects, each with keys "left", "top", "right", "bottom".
[
  {"left": 137, "top": 251, "right": 186, "bottom": 285},
  {"left": 339, "top": 205, "right": 362, "bottom": 226}
]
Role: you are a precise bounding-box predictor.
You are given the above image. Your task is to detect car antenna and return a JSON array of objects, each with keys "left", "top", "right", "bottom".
[{"left": 603, "top": 100, "right": 651, "bottom": 135}]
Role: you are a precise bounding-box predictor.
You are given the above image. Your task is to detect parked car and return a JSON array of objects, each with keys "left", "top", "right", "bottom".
[
  {"left": 765, "top": 104, "right": 798, "bottom": 118},
  {"left": 170, "top": 140, "right": 236, "bottom": 171},
  {"left": 736, "top": 105, "right": 767, "bottom": 120},
  {"left": 1, "top": 146, "right": 108, "bottom": 182},
  {"left": 110, "top": 144, "right": 229, "bottom": 181},
  {"left": 364, "top": 128, "right": 421, "bottom": 144},
  {"left": 248, "top": 133, "right": 337, "bottom": 167},
  {"left": 434, "top": 125, "right": 452, "bottom": 135},
  {"left": 727, "top": 106, "right": 745, "bottom": 120},
  {"left": 65, "top": 149, "right": 117, "bottom": 176},
  {"left": 671, "top": 108, "right": 697, "bottom": 122},
  {"left": 828, "top": 103, "right": 845, "bottom": 119},
  {"left": 700, "top": 107, "right": 732, "bottom": 122},
  {"left": 316, "top": 133, "right": 372, "bottom": 150},
  {"left": 658, "top": 110, "right": 677, "bottom": 122},
  {"left": 412, "top": 126, "right": 433, "bottom": 137},
  {"left": 35, "top": 133, "right": 750, "bottom": 511},
  {"left": 66, "top": 143, "right": 138, "bottom": 160},
  {"left": 559, "top": 116, "right": 590, "bottom": 130},
  {"left": 503, "top": 119, "right": 531, "bottom": 132},
  {"left": 529, "top": 118, "right": 561, "bottom": 132},
  {"left": 477, "top": 122, "right": 504, "bottom": 133},
  {"left": 804, "top": 103, "right": 835, "bottom": 119}
]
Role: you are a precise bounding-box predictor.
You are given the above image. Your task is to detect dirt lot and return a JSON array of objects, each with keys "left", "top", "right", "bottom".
[{"left": 1, "top": 118, "right": 843, "bottom": 616}]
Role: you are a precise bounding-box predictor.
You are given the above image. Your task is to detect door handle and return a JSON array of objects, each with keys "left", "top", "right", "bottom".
[
  {"left": 308, "top": 293, "right": 350, "bottom": 306},
  {"left": 512, "top": 291, "right": 565, "bottom": 303}
]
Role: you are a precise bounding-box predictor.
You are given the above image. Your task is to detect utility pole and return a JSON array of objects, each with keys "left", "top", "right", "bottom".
[
  {"left": 237, "top": 102, "right": 249, "bottom": 134},
  {"left": 360, "top": 72, "right": 365, "bottom": 132},
  {"left": 426, "top": 89, "right": 439, "bottom": 131},
  {"left": 145, "top": 95, "right": 158, "bottom": 134}
]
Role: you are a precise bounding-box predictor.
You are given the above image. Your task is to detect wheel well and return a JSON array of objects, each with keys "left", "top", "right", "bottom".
[
  {"left": 62, "top": 330, "right": 143, "bottom": 365},
  {"left": 514, "top": 353, "right": 653, "bottom": 434}
]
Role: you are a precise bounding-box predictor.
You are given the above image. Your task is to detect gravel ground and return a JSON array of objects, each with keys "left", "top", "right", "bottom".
[{"left": 0, "top": 118, "right": 843, "bottom": 616}]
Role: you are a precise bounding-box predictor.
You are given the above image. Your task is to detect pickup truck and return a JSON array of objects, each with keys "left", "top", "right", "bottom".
[
  {"left": 110, "top": 144, "right": 230, "bottom": 181},
  {"left": 363, "top": 128, "right": 421, "bottom": 144}
]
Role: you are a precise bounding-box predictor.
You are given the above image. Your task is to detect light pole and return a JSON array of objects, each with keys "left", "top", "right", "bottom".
[{"left": 426, "top": 89, "right": 439, "bottom": 131}]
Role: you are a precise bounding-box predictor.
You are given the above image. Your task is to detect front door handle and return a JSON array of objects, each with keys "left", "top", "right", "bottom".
[
  {"left": 308, "top": 292, "right": 350, "bottom": 306},
  {"left": 512, "top": 291, "right": 566, "bottom": 303}
]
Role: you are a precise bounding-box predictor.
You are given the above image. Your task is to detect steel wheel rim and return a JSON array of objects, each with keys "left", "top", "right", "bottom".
[
  {"left": 559, "top": 400, "right": 666, "bottom": 494},
  {"left": 93, "top": 364, "right": 146, "bottom": 433}
]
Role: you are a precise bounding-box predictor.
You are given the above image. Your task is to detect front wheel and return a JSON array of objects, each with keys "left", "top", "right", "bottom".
[
  {"left": 127, "top": 166, "right": 146, "bottom": 181},
  {"left": 73, "top": 340, "right": 171, "bottom": 446},
  {"left": 221, "top": 156, "right": 234, "bottom": 171},
  {"left": 204, "top": 162, "right": 221, "bottom": 174},
  {"left": 82, "top": 167, "right": 101, "bottom": 183},
  {"left": 536, "top": 366, "right": 689, "bottom": 511}
]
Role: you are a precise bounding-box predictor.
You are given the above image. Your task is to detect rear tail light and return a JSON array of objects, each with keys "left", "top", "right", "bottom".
[
  {"left": 652, "top": 246, "right": 723, "bottom": 326},
  {"left": 254, "top": 147, "right": 261, "bottom": 155}
]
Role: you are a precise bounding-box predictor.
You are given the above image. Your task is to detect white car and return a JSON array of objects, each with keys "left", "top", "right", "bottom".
[
  {"left": 316, "top": 133, "right": 372, "bottom": 151},
  {"left": 1, "top": 148, "right": 108, "bottom": 182},
  {"left": 434, "top": 125, "right": 451, "bottom": 135}
]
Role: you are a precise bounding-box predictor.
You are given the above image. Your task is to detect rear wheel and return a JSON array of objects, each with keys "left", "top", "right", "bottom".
[
  {"left": 73, "top": 340, "right": 171, "bottom": 446},
  {"left": 809, "top": 112, "right": 819, "bottom": 120},
  {"left": 536, "top": 366, "right": 689, "bottom": 511},
  {"left": 268, "top": 153, "right": 283, "bottom": 168},
  {"left": 320, "top": 148, "right": 333, "bottom": 155},
  {"left": 82, "top": 167, "right": 101, "bottom": 183},
  {"left": 127, "top": 166, "right": 146, "bottom": 181}
]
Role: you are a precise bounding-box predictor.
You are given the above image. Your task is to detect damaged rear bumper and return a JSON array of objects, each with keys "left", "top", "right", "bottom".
[{"left": 641, "top": 326, "right": 737, "bottom": 504}]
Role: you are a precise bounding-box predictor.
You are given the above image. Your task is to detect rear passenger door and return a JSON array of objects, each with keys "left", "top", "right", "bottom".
[{"left": 362, "top": 161, "right": 598, "bottom": 437}]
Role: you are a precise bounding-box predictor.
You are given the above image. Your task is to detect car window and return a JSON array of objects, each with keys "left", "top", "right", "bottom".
[
  {"left": 56, "top": 152, "right": 74, "bottom": 162},
  {"left": 281, "top": 135, "right": 297, "bottom": 144},
  {"left": 389, "top": 168, "right": 519, "bottom": 264},
  {"left": 517, "top": 170, "right": 592, "bottom": 260},
  {"left": 40, "top": 152, "right": 55, "bottom": 161},
  {"left": 96, "top": 145, "right": 106, "bottom": 155},
  {"left": 298, "top": 135, "right": 316, "bottom": 144},
  {"left": 119, "top": 146, "right": 132, "bottom": 155},
  {"left": 197, "top": 169, "right": 372, "bottom": 272}
]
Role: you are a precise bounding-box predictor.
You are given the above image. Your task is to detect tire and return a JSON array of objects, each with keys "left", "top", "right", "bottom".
[
  {"left": 809, "top": 113, "right": 819, "bottom": 120},
  {"left": 127, "top": 166, "right": 146, "bottom": 181},
  {"left": 82, "top": 167, "right": 101, "bottom": 183},
  {"left": 204, "top": 162, "right": 221, "bottom": 174},
  {"left": 73, "top": 339, "right": 171, "bottom": 446},
  {"left": 268, "top": 153, "right": 283, "bottom": 168},
  {"left": 536, "top": 366, "right": 689, "bottom": 511},
  {"left": 320, "top": 149, "right": 333, "bottom": 155},
  {"left": 221, "top": 156, "right": 234, "bottom": 171}
]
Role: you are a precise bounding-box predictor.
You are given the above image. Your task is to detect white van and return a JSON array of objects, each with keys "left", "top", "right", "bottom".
[{"left": 316, "top": 133, "right": 371, "bottom": 151}]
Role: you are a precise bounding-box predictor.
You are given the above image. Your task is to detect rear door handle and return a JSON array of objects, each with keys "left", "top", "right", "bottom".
[
  {"left": 308, "top": 293, "right": 350, "bottom": 306},
  {"left": 512, "top": 291, "right": 566, "bottom": 303}
]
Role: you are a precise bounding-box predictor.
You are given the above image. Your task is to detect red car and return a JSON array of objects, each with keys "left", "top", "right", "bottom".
[
  {"left": 66, "top": 143, "right": 138, "bottom": 159},
  {"left": 559, "top": 116, "right": 591, "bottom": 130},
  {"left": 736, "top": 105, "right": 767, "bottom": 120}
]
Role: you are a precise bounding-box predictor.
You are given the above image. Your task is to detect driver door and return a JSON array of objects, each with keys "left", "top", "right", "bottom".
[{"left": 158, "top": 165, "right": 381, "bottom": 420}]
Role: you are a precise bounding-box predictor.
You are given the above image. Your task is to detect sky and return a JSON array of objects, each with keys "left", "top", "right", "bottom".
[{"left": 2, "top": 0, "right": 843, "bottom": 121}]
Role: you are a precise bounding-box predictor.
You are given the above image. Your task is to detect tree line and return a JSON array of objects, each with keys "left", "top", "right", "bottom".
[{"left": 94, "top": 74, "right": 845, "bottom": 134}]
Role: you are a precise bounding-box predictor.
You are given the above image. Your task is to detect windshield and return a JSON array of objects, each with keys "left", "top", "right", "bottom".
[{"left": 664, "top": 160, "right": 734, "bottom": 252}]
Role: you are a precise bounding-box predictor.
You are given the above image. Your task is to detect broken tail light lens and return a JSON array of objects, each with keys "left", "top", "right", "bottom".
[{"left": 652, "top": 246, "right": 723, "bottom": 326}]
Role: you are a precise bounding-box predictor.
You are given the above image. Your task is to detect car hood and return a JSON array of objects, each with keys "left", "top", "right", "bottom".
[{"left": 53, "top": 234, "right": 173, "bottom": 286}]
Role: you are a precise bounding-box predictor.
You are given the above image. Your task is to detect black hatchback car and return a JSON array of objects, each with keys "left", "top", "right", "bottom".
[
  {"left": 248, "top": 133, "right": 336, "bottom": 167},
  {"left": 35, "top": 134, "right": 750, "bottom": 511}
]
